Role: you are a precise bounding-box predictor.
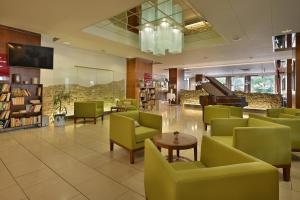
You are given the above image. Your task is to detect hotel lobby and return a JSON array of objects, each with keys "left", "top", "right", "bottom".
[{"left": 0, "top": 0, "right": 300, "bottom": 199}]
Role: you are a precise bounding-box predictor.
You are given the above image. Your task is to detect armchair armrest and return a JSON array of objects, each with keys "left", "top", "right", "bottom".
[
  {"left": 139, "top": 112, "right": 162, "bottom": 132},
  {"left": 201, "top": 136, "right": 255, "bottom": 167},
  {"left": 211, "top": 118, "right": 248, "bottom": 136},
  {"left": 109, "top": 114, "right": 136, "bottom": 149},
  {"left": 229, "top": 106, "right": 243, "bottom": 118},
  {"left": 174, "top": 163, "right": 278, "bottom": 200},
  {"left": 204, "top": 107, "right": 230, "bottom": 124},
  {"left": 74, "top": 102, "right": 97, "bottom": 117},
  {"left": 267, "top": 108, "right": 283, "bottom": 118},
  {"left": 233, "top": 127, "right": 291, "bottom": 165}
]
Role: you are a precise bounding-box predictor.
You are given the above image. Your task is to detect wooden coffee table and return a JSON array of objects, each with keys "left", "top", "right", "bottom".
[{"left": 153, "top": 132, "right": 198, "bottom": 162}]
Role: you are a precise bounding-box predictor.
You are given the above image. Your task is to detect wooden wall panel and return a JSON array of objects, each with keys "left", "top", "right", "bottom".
[
  {"left": 0, "top": 24, "right": 41, "bottom": 83},
  {"left": 286, "top": 59, "right": 292, "bottom": 108},
  {"left": 126, "top": 58, "right": 153, "bottom": 99},
  {"left": 296, "top": 33, "right": 300, "bottom": 108},
  {"left": 168, "top": 68, "right": 184, "bottom": 104}
]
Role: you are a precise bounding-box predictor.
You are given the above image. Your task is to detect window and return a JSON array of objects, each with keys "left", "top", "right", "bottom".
[
  {"left": 251, "top": 76, "right": 275, "bottom": 93},
  {"left": 216, "top": 77, "right": 226, "bottom": 85},
  {"left": 231, "top": 77, "right": 245, "bottom": 92}
]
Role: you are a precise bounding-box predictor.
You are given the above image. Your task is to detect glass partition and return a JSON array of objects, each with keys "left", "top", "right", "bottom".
[
  {"left": 231, "top": 77, "right": 244, "bottom": 92},
  {"left": 251, "top": 75, "right": 275, "bottom": 94}
]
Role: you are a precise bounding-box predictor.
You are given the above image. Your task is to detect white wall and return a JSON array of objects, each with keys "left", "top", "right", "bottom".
[{"left": 40, "top": 35, "right": 126, "bottom": 87}]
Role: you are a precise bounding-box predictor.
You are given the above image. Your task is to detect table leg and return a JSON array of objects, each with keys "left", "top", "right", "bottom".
[
  {"left": 194, "top": 145, "right": 197, "bottom": 161},
  {"left": 168, "top": 148, "right": 173, "bottom": 162},
  {"left": 176, "top": 149, "right": 180, "bottom": 158},
  {"left": 157, "top": 146, "right": 161, "bottom": 152}
]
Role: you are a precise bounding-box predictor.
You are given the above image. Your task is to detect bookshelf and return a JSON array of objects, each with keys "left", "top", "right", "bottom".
[
  {"left": 0, "top": 82, "right": 43, "bottom": 132},
  {"left": 139, "top": 87, "right": 156, "bottom": 110}
]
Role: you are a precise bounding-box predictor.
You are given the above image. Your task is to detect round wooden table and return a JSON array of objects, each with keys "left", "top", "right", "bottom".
[{"left": 153, "top": 132, "right": 198, "bottom": 162}]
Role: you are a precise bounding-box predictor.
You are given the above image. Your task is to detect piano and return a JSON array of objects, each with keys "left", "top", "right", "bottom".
[{"left": 199, "top": 76, "right": 248, "bottom": 120}]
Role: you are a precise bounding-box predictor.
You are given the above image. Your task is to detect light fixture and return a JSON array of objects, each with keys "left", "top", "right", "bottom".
[
  {"left": 281, "top": 29, "right": 292, "bottom": 34},
  {"left": 140, "top": 0, "right": 183, "bottom": 56}
]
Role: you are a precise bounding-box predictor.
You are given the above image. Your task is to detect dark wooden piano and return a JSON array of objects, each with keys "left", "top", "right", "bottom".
[{"left": 199, "top": 76, "right": 248, "bottom": 122}]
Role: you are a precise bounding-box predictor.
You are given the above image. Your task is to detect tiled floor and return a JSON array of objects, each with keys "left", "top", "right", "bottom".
[{"left": 0, "top": 103, "right": 299, "bottom": 200}]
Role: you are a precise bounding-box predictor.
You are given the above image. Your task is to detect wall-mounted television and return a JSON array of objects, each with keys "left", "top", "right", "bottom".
[{"left": 8, "top": 43, "right": 53, "bottom": 69}]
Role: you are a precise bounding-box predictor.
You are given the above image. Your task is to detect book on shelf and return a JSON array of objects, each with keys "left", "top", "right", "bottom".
[
  {"left": 33, "top": 105, "right": 42, "bottom": 113},
  {"left": 11, "top": 88, "right": 31, "bottom": 97},
  {"left": 0, "top": 120, "right": 10, "bottom": 129},
  {"left": 10, "top": 116, "right": 41, "bottom": 128},
  {"left": 0, "top": 102, "right": 11, "bottom": 111},
  {"left": 0, "top": 111, "right": 10, "bottom": 120},
  {"left": 12, "top": 97, "right": 25, "bottom": 105},
  {"left": 1, "top": 83, "right": 10, "bottom": 93},
  {"left": 37, "top": 87, "right": 42, "bottom": 96},
  {"left": 30, "top": 99, "right": 41, "bottom": 104},
  {"left": 0, "top": 93, "right": 10, "bottom": 102}
]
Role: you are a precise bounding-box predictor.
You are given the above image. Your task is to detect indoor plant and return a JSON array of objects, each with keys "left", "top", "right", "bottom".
[{"left": 53, "top": 91, "right": 71, "bottom": 126}]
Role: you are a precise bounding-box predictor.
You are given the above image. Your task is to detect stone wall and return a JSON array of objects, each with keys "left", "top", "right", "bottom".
[
  {"left": 235, "top": 91, "right": 282, "bottom": 109},
  {"left": 179, "top": 90, "right": 208, "bottom": 105},
  {"left": 43, "top": 80, "right": 125, "bottom": 117}
]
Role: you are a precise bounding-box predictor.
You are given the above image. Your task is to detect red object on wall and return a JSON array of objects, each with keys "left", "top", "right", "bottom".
[
  {"left": 144, "top": 73, "right": 152, "bottom": 87},
  {"left": 0, "top": 54, "right": 10, "bottom": 78}
]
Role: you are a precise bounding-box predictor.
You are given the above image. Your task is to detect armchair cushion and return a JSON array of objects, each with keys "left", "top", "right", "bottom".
[
  {"left": 171, "top": 162, "right": 206, "bottom": 170},
  {"left": 135, "top": 126, "right": 159, "bottom": 143},
  {"left": 204, "top": 105, "right": 243, "bottom": 125}
]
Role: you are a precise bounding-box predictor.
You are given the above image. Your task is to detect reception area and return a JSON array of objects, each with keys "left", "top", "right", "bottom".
[{"left": 0, "top": 0, "right": 300, "bottom": 200}]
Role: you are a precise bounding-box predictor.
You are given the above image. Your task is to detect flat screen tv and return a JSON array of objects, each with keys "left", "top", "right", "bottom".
[{"left": 8, "top": 43, "right": 53, "bottom": 69}]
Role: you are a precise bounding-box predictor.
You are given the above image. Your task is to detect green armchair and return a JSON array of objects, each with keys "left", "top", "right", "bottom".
[
  {"left": 250, "top": 113, "right": 300, "bottom": 152},
  {"left": 118, "top": 99, "right": 138, "bottom": 111},
  {"left": 110, "top": 111, "right": 162, "bottom": 164},
  {"left": 203, "top": 105, "right": 243, "bottom": 130},
  {"left": 211, "top": 117, "right": 291, "bottom": 181},
  {"left": 144, "top": 136, "right": 278, "bottom": 200},
  {"left": 74, "top": 101, "right": 104, "bottom": 124},
  {"left": 267, "top": 108, "right": 300, "bottom": 118}
]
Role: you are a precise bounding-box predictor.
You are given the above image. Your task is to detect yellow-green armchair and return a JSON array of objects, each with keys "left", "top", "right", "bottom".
[
  {"left": 144, "top": 136, "right": 278, "bottom": 200},
  {"left": 118, "top": 99, "right": 139, "bottom": 111},
  {"left": 267, "top": 108, "right": 300, "bottom": 118},
  {"left": 211, "top": 117, "right": 291, "bottom": 181},
  {"left": 110, "top": 111, "right": 162, "bottom": 164},
  {"left": 250, "top": 113, "right": 300, "bottom": 152},
  {"left": 203, "top": 105, "right": 243, "bottom": 130},
  {"left": 74, "top": 101, "right": 104, "bottom": 124}
]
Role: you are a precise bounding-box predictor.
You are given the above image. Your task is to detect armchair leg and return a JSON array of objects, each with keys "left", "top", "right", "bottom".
[
  {"left": 102, "top": 115, "right": 104, "bottom": 123},
  {"left": 204, "top": 123, "right": 208, "bottom": 131},
  {"left": 74, "top": 117, "right": 77, "bottom": 124},
  {"left": 130, "top": 150, "right": 135, "bottom": 164},
  {"left": 110, "top": 140, "right": 114, "bottom": 151},
  {"left": 283, "top": 166, "right": 290, "bottom": 181},
  {"left": 94, "top": 117, "right": 96, "bottom": 124}
]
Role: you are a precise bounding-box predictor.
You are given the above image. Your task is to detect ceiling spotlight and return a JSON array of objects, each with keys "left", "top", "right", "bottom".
[
  {"left": 63, "top": 42, "right": 71, "bottom": 45},
  {"left": 281, "top": 29, "right": 292, "bottom": 34},
  {"left": 249, "top": 56, "right": 254, "bottom": 59}
]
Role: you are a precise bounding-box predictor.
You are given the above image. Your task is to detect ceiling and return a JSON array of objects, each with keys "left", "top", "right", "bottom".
[{"left": 0, "top": 0, "right": 299, "bottom": 71}]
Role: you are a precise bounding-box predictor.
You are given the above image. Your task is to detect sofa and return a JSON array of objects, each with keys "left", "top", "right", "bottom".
[
  {"left": 267, "top": 108, "right": 300, "bottom": 118},
  {"left": 144, "top": 136, "right": 279, "bottom": 200},
  {"left": 74, "top": 101, "right": 104, "bottom": 124},
  {"left": 211, "top": 118, "right": 291, "bottom": 181},
  {"left": 249, "top": 113, "right": 300, "bottom": 152},
  {"left": 110, "top": 111, "right": 162, "bottom": 164},
  {"left": 203, "top": 105, "right": 243, "bottom": 130},
  {"left": 118, "top": 99, "right": 138, "bottom": 111}
]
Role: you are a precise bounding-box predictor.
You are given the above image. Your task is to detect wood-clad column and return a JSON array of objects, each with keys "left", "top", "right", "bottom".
[
  {"left": 275, "top": 60, "right": 282, "bottom": 95},
  {"left": 126, "top": 58, "right": 153, "bottom": 99},
  {"left": 296, "top": 33, "right": 300, "bottom": 108},
  {"left": 195, "top": 74, "right": 203, "bottom": 90},
  {"left": 286, "top": 59, "right": 293, "bottom": 108},
  {"left": 169, "top": 68, "right": 184, "bottom": 104}
]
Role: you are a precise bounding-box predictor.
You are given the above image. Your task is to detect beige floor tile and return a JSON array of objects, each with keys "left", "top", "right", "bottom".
[
  {"left": 95, "top": 160, "right": 141, "bottom": 182},
  {"left": 4, "top": 157, "right": 46, "bottom": 178},
  {"left": 70, "top": 194, "right": 89, "bottom": 200},
  {"left": 24, "top": 177, "right": 79, "bottom": 200},
  {"left": 16, "top": 168, "right": 57, "bottom": 189},
  {"left": 0, "top": 184, "right": 28, "bottom": 200},
  {"left": 117, "top": 191, "right": 145, "bottom": 200},
  {"left": 78, "top": 152, "right": 111, "bottom": 168},
  {"left": 121, "top": 172, "right": 145, "bottom": 196},
  {"left": 75, "top": 174, "right": 128, "bottom": 200},
  {"left": 0, "top": 170, "right": 16, "bottom": 190},
  {"left": 55, "top": 163, "right": 100, "bottom": 185}
]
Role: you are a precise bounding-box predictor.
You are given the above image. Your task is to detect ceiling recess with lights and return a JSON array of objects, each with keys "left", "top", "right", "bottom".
[{"left": 82, "top": 0, "right": 225, "bottom": 56}]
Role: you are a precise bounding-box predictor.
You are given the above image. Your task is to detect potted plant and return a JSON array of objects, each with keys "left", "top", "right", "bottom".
[{"left": 53, "top": 91, "right": 71, "bottom": 126}]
